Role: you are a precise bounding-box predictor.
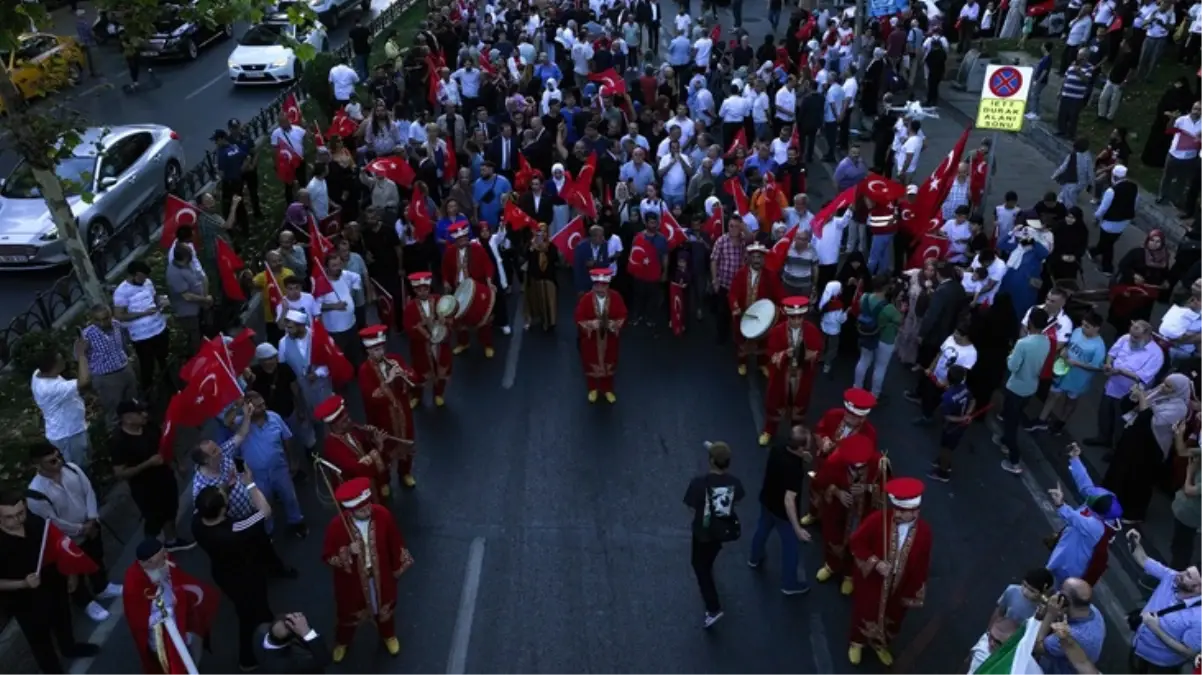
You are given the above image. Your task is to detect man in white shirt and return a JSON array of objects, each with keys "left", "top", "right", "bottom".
[
  {"left": 815, "top": 209, "right": 850, "bottom": 287},
  {"left": 317, "top": 254, "right": 363, "bottom": 365},
  {"left": 838, "top": 68, "right": 858, "bottom": 149},
  {"left": 1136, "top": 0, "right": 1175, "bottom": 79},
  {"left": 940, "top": 206, "right": 974, "bottom": 264},
  {"left": 306, "top": 162, "right": 331, "bottom": 219},
  {"left": 658, "top": 141, "right": 692, "bottom": 208},
  {"left": 691, "top": 27, "right": 712, "bottom": 71},
  {"left": 31, "top": 339, "right": 92, "bottom": 468},
  {"left": 967, "top": 249, "right": 1008, "bottom": 304},
  {"left": 718, "top": 84, "right": 750, "bottom": 144},
  {"left": 327, "top": 59, "right": 360, "bottom": 105},
  {"left": 1158, "top": 281, "right": 1202, "bottom": 364},
  {"left": 27, "top": 444, "right": 122, "bottom": 622},
  {"left": 571, "top": 39, "right": 594, "bottom": 89},
  {"left": 277, "top": 276, "right": 322, "bottom": 325},
  {"left": 821, "top": 78, "right": 845, "bottom": 162},
  {"left": 451, "top": 63, "right": 482, "bottom": 117},
  {"left": 957, "top": 0, "right": 981, "bottom": 53},
  {"left": 773, "top": 78, "right": 797, "bottom": 135},
  {"left": 897, "top": 119, "right": 925, "bottom": 183},
  {"left": 436, "top": 67, "right": 461, "bottom": 108},
  {"left": 665, "top": 106, "right": 696, "bottom": 148},
  {"left": 1158, "top": 101, "right": 1201, "bottom": 207}
]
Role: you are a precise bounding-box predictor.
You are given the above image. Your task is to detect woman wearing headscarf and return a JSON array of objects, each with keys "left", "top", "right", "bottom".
[
  {"left": 835, "top": 251, "right": 869, "bottom": 356},
  {"left": 1107, "top": 229, "right": 1174, "bottom": 334},
  {"left": 894, "top": 259, "right": 938, "bottom": 366},
  {"left": 861, "top": 47, "right": 887, "bottom": 117},
  {"left": 524, "top": 223, "right": 560, "bottom": 331},
  {"left": 816, "top": 280, "right": 847, "bottom": 374},
  {"left": 541, "top": 78, "right": 564, "bottom": 116},
  {"left": 1141, "top": 77, "right": 1196, "bottom": 168},
  {"left": 546, "top": 163, "right": 573, "bottom": 236},
  {"left": 1102, "top": 373, "right": 1194, "bottom": 522},
  {"left": 1044, "top": 206, "right": 1089, "bottom": 288}
]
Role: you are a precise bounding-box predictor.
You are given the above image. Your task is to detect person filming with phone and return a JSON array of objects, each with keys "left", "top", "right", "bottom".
[
  {"left": 254, "top": 612, "right": 333, "bottom": 673},
  {"left": 1125, "top": 529, "right": 1202, "bottom": 673}
]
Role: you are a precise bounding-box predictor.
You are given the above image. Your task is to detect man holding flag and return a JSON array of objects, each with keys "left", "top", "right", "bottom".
[{"left": 278, "top": 310, "right": 335, "bottom": 437}]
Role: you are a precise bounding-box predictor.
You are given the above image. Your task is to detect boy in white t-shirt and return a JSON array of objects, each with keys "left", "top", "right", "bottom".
[
  {"left": 906, "top": 320, "right": 977, "bottom": 421},
  {"left": 31, "top": 338, "right": 92, "bottom": 467}
]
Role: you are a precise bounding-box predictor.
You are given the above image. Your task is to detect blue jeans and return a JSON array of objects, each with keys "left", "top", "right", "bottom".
[
  {"left": 868, "top": 232, "right": 894, "bottom": 275},
  {"left": 749, "top": 505, "right": 805, "bottom": 591},
  {"left": 354, "top": 53, "right": 368, "bottom": 79},
  {"left": 663, "top": 191, "right": 685, "bottom": 209},
  {"left": 252, "top": 461, "right": 304, "bottom": 533}
]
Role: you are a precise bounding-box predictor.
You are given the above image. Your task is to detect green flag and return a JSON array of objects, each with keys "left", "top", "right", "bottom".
[{"left": 974, "top": 619, "right": 1044, "bottom": 674}]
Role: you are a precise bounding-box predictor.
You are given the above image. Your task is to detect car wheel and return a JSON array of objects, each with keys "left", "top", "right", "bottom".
[
  {"left": 164, "top": 160, "right": 182, "bottom": 194},
  {"left": 86, "top": 219, "right": 113, "bottom": 250},
  {"left": 67, "top": 62, "right": 82, "bottom": 84},
  {"left": 184, "top": 38, "right": 198, "bottom": 60}
]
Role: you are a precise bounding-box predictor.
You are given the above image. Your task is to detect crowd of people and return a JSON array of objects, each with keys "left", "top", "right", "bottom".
[{"left": 2, "top": 0, "right": 1201, "bottom": 672}]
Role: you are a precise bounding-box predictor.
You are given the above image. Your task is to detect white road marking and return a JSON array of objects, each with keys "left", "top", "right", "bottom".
[
  {"left": 808, "top": 611, "right": 836, "bottom": 674},
  {"left": 446, "top": 536, "right": 486, "bottom": 674},
  {"left": 501, "top": 291, "right": 525, "bottom": 389},
  {"left": 184, "top": 72, "right": 230, "bottom": 100}
]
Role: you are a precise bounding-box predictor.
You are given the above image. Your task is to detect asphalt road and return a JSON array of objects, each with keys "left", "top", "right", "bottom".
[{"left": 0, "top": 0, "right": 395, "bottom": 327}]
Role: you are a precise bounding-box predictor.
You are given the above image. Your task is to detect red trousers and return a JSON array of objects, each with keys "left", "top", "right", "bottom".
[
  {"left": 586, "top": 376, "right": 615, "bottom": 393},
  {"left": 334, "top": 615, "right": 395, "bottom": 646},
  {"left": 456, "top": 325, "right": 494, "bottom": 350}
]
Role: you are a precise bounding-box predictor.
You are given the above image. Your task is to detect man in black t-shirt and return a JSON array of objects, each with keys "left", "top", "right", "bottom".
[
  {"left": 348, "top": 18, "right": 372, "bottom": 79},
  {"left": 109, "top": 400, "right": 190, "bottom": 550},
  {"left": 747, "top": 425, "right": 814, "bottom": 595},
  {"left": 683, "top": 441, "right": 745, "bottom": 629}
]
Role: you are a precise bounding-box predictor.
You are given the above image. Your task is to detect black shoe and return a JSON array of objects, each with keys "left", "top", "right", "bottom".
[
  {"left": 290, "top": 522, "right": 309, "bottom": 539},
  {"left": 165, "top": 538, "right": 196, "bottom": 552},
  {"left": 64, "top": 643, "right": 101, "bottom": 658},
  {"left": 902, "top": 391, "right": 922, "bottom": 404},
  {"left": 272, "top": 565, "right": 299, "bottom": 580},
  {"left": 927, "top": 467, "right": 952, "bottom": 483}
]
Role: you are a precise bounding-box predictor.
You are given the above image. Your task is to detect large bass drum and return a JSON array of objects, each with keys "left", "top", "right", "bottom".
[
  {"left": 740, "top": 298, "right": 777, "bottom": 340},
  {"left": 457, "top": 280, "right": 497, "bottom": 329},
  {"left": 453, "top": 278, "right": 476, "bottom": 319}
]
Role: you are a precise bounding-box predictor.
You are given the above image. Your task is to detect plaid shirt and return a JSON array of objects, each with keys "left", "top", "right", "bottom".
[
  {"left": 191, "top": 438, "right": 254, "bottom": 519},
  {"left": 940, "top": 178, "right": 971, "bottom": 220},
  {"left": 711, "top": 234, "right": 746, "bottom": 290},
  {"left": 81, "top": 322, "right": 129, "bottom": 375}
]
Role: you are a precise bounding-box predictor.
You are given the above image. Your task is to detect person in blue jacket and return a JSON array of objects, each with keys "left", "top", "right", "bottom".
[
  {"left": 1045, "top": 443, "right": 1123, "bottom": 589},
  {"left": 998, "top": 218, "right": 1050, "bottom": 320}
]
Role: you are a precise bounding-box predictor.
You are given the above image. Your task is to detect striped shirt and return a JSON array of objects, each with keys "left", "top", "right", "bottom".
[
  {"left": 82, "top": 321, "right": 129, "bottom": 375},
  {"left": 192, "top": 438, "right": 254, "bottom": 520},
  {"left": 1060, "top": 65, "right": 1092, "bottom": 100},
  {"left": 711, "top": 234, "right": 747, "bottom": 290}
]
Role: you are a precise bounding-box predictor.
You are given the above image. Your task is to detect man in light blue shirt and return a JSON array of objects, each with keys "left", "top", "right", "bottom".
[
  {"left": 1044, "top": 445, "right": 1121, "bottom": 588},
  {"left": 620, "top": 148, "right": 657, "bottom": 196},
  {"left": 473, "top": 162, "right": 511, "bottom": 227},
  {"left": 668, "top": 30, "right": 692, "bottom": 74},
  {"left": 742, "top": 145, "right": 778, "bottom": 179},
  {"left": 999, "top": 307, "right": 1050, "bottom": 473},
  {"left": 235, "top": 391, "right": 306, "bottom": 537},
  {"left": 1128, "top": 530, "right": 1202, "bottom": 671},
  {"left": 1035, "top": 578, "right": 1106, "bottom": 674}
]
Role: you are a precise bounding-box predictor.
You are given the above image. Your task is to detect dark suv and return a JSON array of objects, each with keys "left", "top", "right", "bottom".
[{"left": 140, "top": 2, "right": 233, "bottom": 60}]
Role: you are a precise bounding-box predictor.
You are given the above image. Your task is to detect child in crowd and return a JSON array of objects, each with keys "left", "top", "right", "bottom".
[
  {"left": 1026, "top": 311, "right": 1108, "bottom": 434},
  {"left": 928, "top": 364, "right": 975, "bottom": 482},
  {"left": 818, "top": 280, "right": 847, "bottom": 374}
]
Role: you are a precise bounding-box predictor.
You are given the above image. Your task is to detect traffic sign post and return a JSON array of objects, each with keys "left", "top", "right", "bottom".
[{"left": 976, "top": 64, "right": 1033, "bottom": 132}]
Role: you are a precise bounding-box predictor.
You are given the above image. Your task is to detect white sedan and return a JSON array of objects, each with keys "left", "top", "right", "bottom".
[
  {"left": 227, "top": 17, "right": 326, "bottom": 86},
  {"left": 841, "top": 0, "right": 944, "bottom": 23}
]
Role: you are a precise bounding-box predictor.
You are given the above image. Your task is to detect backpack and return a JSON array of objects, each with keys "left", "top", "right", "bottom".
[
  {"left": 702, "top": 476, "right": 741, "bottom": 543},
  {"left": 857, "top": 294, "right": 886, "bottom": 349}
]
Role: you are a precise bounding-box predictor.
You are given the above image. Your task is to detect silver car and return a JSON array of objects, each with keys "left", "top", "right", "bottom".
[{"left": 0, "top": 124, "right": 186, "bottom": 269}]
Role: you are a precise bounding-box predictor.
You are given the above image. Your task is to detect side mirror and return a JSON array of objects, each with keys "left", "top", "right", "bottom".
[{"left": 99, "top": 176, "right": 118, "bottom": 190}]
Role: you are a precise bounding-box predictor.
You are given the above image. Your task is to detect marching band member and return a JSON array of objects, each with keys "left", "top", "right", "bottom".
[
  {"left": 122, "top": 539, "right": 219, "bottom": 674},
  {"left": 402, "top": 272, "right": 453, "bottom": 407},
  {"left": 812, "top": 435, "right": 885, "bottom": 596},
  {"left": 357, "top": 325, "right": 419, "bottom": 490},
  {"left": 314, "top": 394, "right": 393, "bottom": 498},
  {"left": 575, "top": 268, "right": 628, "bottom": 404},
  {"left": 761, "top": 297, "right": 824, "bottom": 446},
  {"left": 801, "top": 388, "right": 880, "bottom": 523},
  {"left": 322, "top": 478, "right": 413, "bottom": 664},
  {"left": 729, "top": 243, "right": 783, "bottom": 377},
  {"left": 847, "top": 477, "right": 932, "bottom": 668},
  {"left": 440, "top": 221, "right": 497, "bottom": 357}
]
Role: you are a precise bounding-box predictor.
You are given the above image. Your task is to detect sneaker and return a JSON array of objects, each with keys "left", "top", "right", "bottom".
[
  {"left": 1024, "top": 112, "right": 1039, "bottom": 120},
  {"left": 781, "top": 585, "right": 811, "bottom": 596},
  {"left": 501, "top": 325, "right": 512, "bottom": 335},
  {"left": 1000, "top": 460, "right": 1024, "bottom": 475},
  {"left": 1024, "top": 421, "right": 1050, "bottom": 433},
  {"left": 903, "top": 391, "right": 922, "bottom": 404},
  {"left": 995, "top": 413, "right": 1005, "bottom": 423},
  {"left": 85, "top": 601, "right": 110, "bottom": 622},
  {"left": 927, "top": 467, "right": 952, "bottom": 483},
  {"left": 97, "top": 583, "right": 123, "bottom": 600},
  {"left": 703, "top": 611, "right": 725, "bottom": 629},
  {"left": 747, "top": 559, "right": 762, "bottom": 569},
  {"left": 165, "top": 538, "right": 196, "bottom": 552}
]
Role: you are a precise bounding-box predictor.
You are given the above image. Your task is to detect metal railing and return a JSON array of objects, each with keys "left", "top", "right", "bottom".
[{"left": 0, "top": 0, "right": 416, "bottom": 367}]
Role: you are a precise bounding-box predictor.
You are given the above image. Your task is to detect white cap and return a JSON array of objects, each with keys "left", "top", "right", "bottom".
[
  {"left": 254, "top": 343, "right": 278, "bottom": 360},
  {"left": 1112, "top": 164, "right": 1128, "bottom": 179},
  {"left": 284, "top": 309, "right": 309, "bottom": 325},
  {"left": 906, "top": 184, "right": 919, "bottom": 195}
]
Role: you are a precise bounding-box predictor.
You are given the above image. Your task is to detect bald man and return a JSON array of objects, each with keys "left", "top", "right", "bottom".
[{"left": 1034, "top": 578, "right": 1106, "bottom": 674}]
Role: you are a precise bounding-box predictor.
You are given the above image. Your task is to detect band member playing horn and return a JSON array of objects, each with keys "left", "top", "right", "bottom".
[
  {"left": 847, "top": 477, "right": 932, "bottom": 668},
  {"left": 802, "top": 388, "right": 879, "bottom": 524},
  {"left": 440, "top": 222, "right": 497, "bottom": 357},
  {"left": 402, "top": 272, "right": 453, "bottom": 407},
  {"left": 357, "top": 325, "right": 419, "bottom": 490},
  {"left": 322, "top": 478, "right": 413, "bottom": 664},
  {"left": 813, "top": 435, "right": 885, "bottom": 595},
  {"left": 575, "top": 268, "right": 628, "bottom": 404},
  {"left": 761, "top": 297, "right": 823, "bottom": 446},
  {"left": 315, "top": 394, "right": 393, "bottom": 498},
  {"left": 729, "top": 243, "right": 783, "bottom": 376}
]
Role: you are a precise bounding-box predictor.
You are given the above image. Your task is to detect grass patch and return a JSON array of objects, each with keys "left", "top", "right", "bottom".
[{"left": 984, "top": 37, "right": 1194, "bottom": 193}]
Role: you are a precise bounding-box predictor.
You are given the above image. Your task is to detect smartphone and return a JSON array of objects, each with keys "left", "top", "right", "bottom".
[{"left": 234, "top": 458, "right": 246, "bottom": 474}]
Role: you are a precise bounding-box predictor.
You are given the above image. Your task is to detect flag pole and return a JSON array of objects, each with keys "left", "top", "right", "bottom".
[{"left": 34, "top": 518, "right": 50, "bottom": 576}]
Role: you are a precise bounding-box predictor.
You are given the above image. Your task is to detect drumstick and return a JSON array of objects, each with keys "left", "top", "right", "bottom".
[{"left": 315, "top": 457, "right": 344, "bottom": 475}]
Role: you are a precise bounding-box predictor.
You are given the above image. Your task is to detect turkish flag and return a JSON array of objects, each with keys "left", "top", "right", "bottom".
[
  {"left": 160, "top": 195, "right": 201, "bottom": 250},
  {"left": 910, "top": 126, "right": 972, "bottom": 233},
  {"left": 551, "top": 215, "right": 585, "bottom": 263},
  {"left": 479, "top": 49, "right": 496, "bottom": 75},
  {"left": 159, "top": 394, "right": 183, "bottom": 461},
  {"left": 658, "top": 208, "right": 687, "bottom": 249},
  {"left": 587, "top": 68, "right": 627, "bottom": 95},
  {"left": 311, "top": 318, "right": 354, "bottom": 389},
  {"left": 327, "top": 108, "right": 358, "bottom": 140},
  {"left": 373, "top": 278, "right": 396, "bottom": 328},
  {"left": 225, "top": 328, "right": 257, "bottom": 374},
  {"left": 263, "top": 265, "right": 285, "bottom": 318},
  {"left": 406, "top": 195, "right": 435, "bottom": 241},
  {"left": 626, "top": 232, "right": 662, "bottom": 282},
  {"left": 443, "top": 136, "right": 458, "bottom": 182},
  {"left": 282, "top": 92, "right": 304, "bottom": 125},
  {"left": 174, "top": 340, "right": 243, "bottom": 426},
  {"left": 725, "top": 177, "right": 750, "bottom": 217},
  {"left": 367, "top": 156, "right": 416, "bottom": 190},
  {"left": 725, "top": 128, "right": 749, "bottom": 159},
  {"left": 503, "top": 199, "right": 539, "bottom": 231},
  {"left": 563, "top": 153, "right": 598, "bottom": 219},
  {"left": 425, "top": 54, "right": 440, "bottom": 107},
  {"left": 789, "top": 123, "right": 799, "bottom": 150},
  {"left": 907, "top": 230, "right": 950, "bottom": 269},
  {"left": 669, "top": 282, "right": 686, "bottom": 337},
  {"left": 969, "top": 150, "right": 988, "bottom": 205},
  {"left": 311, "top": 122, "right": 326, "bottom": 148},
  {"left": 215, "top": 238, "right": 246, "bottom": 302},
  {"left": 702, "top": 203, "right": 724, "bottom": 241},
  {"left": 765, "top": 184, "right": 858, "bottom": 272},
  {"left": 37, "top": 519, "right": 99, "bottom": 576},
  {"left": 761, "top": 174, "right": 785, "bottom": 225},
  {"left": 514, "top": 154, "right": 540, "bottom": 193},
  {"left": 275, "top": 140, "right": 302, "bottom": 184},
  {"left": 181, "top": 334, "right": 248, "bottom": 384},
  {"left": 308, "top": 216, "right": 334, "bottom": 265},
  {"left": 310, "top": 259, "right": 336, "bottom": 298}
]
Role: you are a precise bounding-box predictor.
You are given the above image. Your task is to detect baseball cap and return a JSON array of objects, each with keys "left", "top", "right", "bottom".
[{"left": 210, "top": 129, "right": 228, "bottom": 141}]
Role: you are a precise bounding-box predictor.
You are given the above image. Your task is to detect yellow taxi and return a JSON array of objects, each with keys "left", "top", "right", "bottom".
[{"left": 0, "top": 33, "right": 86, "bottom": 111}]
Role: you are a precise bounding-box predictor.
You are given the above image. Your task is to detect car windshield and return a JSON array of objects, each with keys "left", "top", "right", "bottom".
[
  {"left": 154, "top": 6, "right": 185, "bottom": 31},
  {"left": 1, "top": 156, "right": 95, "bottom": 198},
  {"left": 240, "top": 23, "right": 289, "bottom": 46}
]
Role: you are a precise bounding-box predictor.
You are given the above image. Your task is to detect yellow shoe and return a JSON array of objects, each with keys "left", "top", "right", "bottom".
[
  {"left": 380, "top": 485, "right": 391, "bottom": 498},
  {"left": 332, "top": 645, "right": 347, "bottom": 663},
  {"left": 484, "top": 347, "right": 495, "bottom": 358},
  {"left": 758, "top": 432, "right": 771, "bottom": 446},
  {"left": 409, "top": 397, "right": 419, "bottom": 409},
  {"left": 760, "top": 366, "right": 769, "bottom": 377},
  {"left": 384, "top": 637, "right": 400, "bottom": 656},
  {"left": 815, "top": 565, "right": 833, "bottom": 582},
  {"left": 453, "top": 345, "right": 467, "bottom": 355},
  {"left": 848, "top": 644, "right": 862, "bottom": 666},
  {"left": 604, "top": 392, "right": 617, "bottom": 404},
  {"left": 434, "top": 395, "right": 445, "bottom": 407},
  {"left": 737, "top": 364, "right": 747, "bottom": 376},
  {"left": 402, "top": 474, "right": 416, "bottom": 488},
  {"left": 799, "top": 514, "right": 816, "bottom": 526},
  {"left": 588, "top": 390, "right": 598, "bottom": 403},
  {"left": 841, "top": 577, "right": 854, "bottom": 595},
  {"left": 874, "top": 648, "right": 894, "bottom": 666}
]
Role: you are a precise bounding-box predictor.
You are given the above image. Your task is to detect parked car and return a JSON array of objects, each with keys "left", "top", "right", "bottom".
[
  {"left": 0, "top": 125, "right": 186, "bottom": 270},
  {"left": 0, "top": 33, "right": 85, "bottom": 113},
  {"left": 280, "top": 0, "right": 371, "bottom": 30},
  {"left": 840, "top": 0, "right": 945, "bottom": 24},
  {"left": 140, "top": 2, "right": 233, "bottom": 60},
  {"left": 227, "top": 15, "right": 327, "bottom": 85}
]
